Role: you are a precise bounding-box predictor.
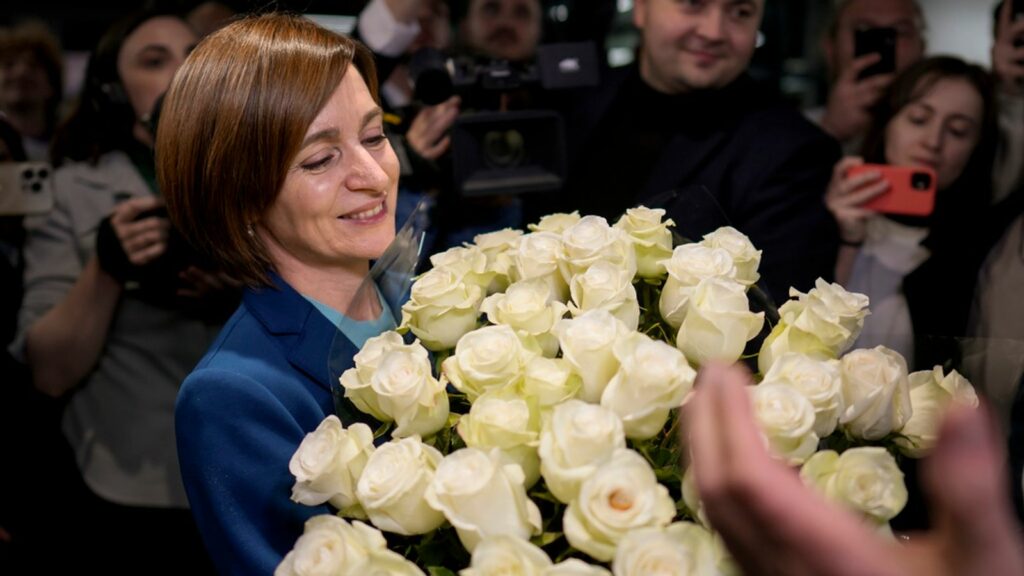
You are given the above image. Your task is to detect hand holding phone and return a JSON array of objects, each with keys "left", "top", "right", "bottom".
[
  {"left": 854, "top": 27, "right": 897, "bottom": 80},
  {"left": 847, "top": 164, "right": 937, "bottom": 217},
  {"left": 0, "top": 162, "right": 55, "bottom": 215}
]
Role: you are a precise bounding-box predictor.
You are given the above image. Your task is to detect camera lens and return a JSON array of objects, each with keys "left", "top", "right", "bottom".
[
  {"left": 483, "top": 129, "right": 525, "bottom": 168},
  {"left": 911, "top": 172, "right": 932, "bottom": 191}
]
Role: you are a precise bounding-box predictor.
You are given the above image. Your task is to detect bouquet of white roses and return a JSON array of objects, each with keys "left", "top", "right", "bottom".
[{"left": 276, "top": 208, "right": 979, "bottom": 576}]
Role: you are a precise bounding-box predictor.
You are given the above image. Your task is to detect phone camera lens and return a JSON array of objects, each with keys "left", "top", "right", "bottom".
[
  {"left": 38, "top": 168, "right": 49, "bottom": 178},
  {"left": 911, "top": 172, "right": 932, "bottom": 191},
  {"left": 21, "top": 168, "right": 33, "bottom": 180},
  {"left": 30, "top": 182, "right": 42, "bottom": 193}
]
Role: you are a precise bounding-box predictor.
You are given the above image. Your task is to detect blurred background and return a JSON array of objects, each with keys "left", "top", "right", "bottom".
[{"left": 1, "top": 0, "right": 1003, "bottom": 113}]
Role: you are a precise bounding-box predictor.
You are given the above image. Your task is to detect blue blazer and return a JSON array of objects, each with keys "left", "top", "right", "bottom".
[{"left": 176, "top": 274, "right": 359, "bottom": 575}]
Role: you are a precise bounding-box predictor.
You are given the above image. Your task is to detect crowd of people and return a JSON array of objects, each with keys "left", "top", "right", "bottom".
[{"left": 1, "top": 0, "right": 1023, "bottom": 574}]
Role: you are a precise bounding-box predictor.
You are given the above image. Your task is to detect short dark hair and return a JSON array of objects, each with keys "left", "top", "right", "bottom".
[{"left": 156, "top": 13, "right": 380, "bottom": 288}]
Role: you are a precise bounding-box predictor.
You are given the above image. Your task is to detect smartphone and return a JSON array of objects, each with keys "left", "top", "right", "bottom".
[
  {"left": 847, "top": 164, "right": 937, "bottom": 217},
  {"left": 1013, "top": 0, "right": 1024, "bottom": 48},
  {"left": 854, "top": 27, "right": 897, "bottom": 80},
  {"left": 0, "top": 162, "right": 55, "bottom": 215}
]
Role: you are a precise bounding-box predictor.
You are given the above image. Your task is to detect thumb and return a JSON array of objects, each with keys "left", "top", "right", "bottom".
[{"left": 922, "top": 403, "right": 1024, "bottom": 562}]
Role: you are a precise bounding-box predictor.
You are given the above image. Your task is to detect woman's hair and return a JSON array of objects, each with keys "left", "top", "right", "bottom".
[
  {"left": 49, "top": 8, "right": 184, "bottom": 166},
  {"left": 156, "top": 13, "right": 379, "bottom": 288},
  {"left": 860, "top": 55, "right": 998, "bottom": 242},
  {"left": 0, "top": 21, "right": 64, "bottom": 132}
]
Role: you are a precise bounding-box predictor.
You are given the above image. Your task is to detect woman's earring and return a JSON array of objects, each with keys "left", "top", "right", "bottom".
[{"left": 246, "top": 224, "right": 255, "bottom": 237}]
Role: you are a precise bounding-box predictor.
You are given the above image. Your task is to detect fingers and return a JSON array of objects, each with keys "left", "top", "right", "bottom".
[
  {"left": 407, "top": 96, "right": 460, "bottom": 160},
  {"left": 109, "top": 196, "right": 163, "bottom": 226},
  {"left": 924, "top": 404, "right": 1013, "bottom": 537},
  {"left": 846, "top": 52, "right": 882, "bottom": 80},
  {"left": 923, "top": 403, "right": 1024, "bottom": 574},
  {"left": 109, "top": 197, "right": 170, "bottom": 265}
]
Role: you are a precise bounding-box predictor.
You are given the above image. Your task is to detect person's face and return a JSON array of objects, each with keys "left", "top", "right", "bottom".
[
  {"left": 462, "top": 0, "right": 541, "bottom": 62},
  {"left": 117, "top": 17, "right": 196, "bottom": 124},
  {"left": 411, "top": 0, "right": 452, "bottom": 52},
  {"left": 884, "top": 76, "right": 983, "bottom": 191},
  {"left": 0, "top": 50, "right": 54, "bottom": 110},
  {"left": 826, "top": 0, "right": 924, "bottom": 81},
  {"left": 633, "top": 0, "right": 763, "bottom": 94},
  {"left": 260, "top": 69, "right": 399, "bottom": 276}
]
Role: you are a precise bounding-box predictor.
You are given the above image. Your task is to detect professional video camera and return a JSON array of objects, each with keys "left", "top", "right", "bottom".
[{"left": 409, "top": 42, "right": 599, "bottom": 198}]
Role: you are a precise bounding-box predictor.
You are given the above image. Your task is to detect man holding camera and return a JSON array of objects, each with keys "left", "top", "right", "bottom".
[
  {"left": 558, "top": 0, "right": 839, "bottom": 303},
  {"left": 815, "top": 0, "right": 925, "bottom": 150}
]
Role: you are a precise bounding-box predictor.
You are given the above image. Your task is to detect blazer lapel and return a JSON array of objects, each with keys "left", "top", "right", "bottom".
[{"left": 243, "top": 274, "right": 356, "bottom": 393}]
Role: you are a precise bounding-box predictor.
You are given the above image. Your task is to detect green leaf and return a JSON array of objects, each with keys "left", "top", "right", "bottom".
[
  {"left": 531, "top": 531, "right": 563, "bottom": 547},
  {"left": 427, "top": 567, "right": 457, "bottom": 576}
]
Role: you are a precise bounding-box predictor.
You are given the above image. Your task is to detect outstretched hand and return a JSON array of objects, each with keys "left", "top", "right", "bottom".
[{"left": 681, "top": 361, "right": 1024, "bottom": 576}]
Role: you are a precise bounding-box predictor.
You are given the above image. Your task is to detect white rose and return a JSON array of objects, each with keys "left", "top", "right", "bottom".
[
  {"left": 895, "top": 367, "right": 978, "bottom": 457},
  {"left": 289, "top": 417, "right": 374, "bottom": 517},
  {"left": 275, "top": 516, "right": 385, "bottom": 576},
  {"left": 680, "top": 466, "right": 707, "bottom": 527},
  {"left": 426, "top": 447, "right": 542, "bottom": 553},
  {"left": 473, "top": 228, "right": 523, "bottom": 289},
  {"left": 563, "top": 449, "right": 676, "bottom": 562},
  {"left": 601, "top": 332, "right": 696, "bottom": 440},
  {"left": 758, "top": 280, "right": 870, "bottom": 374},
  {"left": 481, "top": 279, "right": 568, "bottom": 357},
  {"left": 568, "top": 260, "right": 640, "bottom": 330},
  {"left": 658, "top": 244, "right": 737, "bottom": 330},
  {"left": 553, "top": 309, "right": 630, "bottom": 403},
  {"left": 342, "top": 331, "right": 407, "bottom": 390},
  {"left": 763, "top": 353, "right": 844, "bottom": 437},
  {"left": 460, "top": 535, "right": 552, "bottom": 576},
  {"left": 355, "top": 437, "right": 446, "bottom": 535},
  {"left": 458, "top": 392, "right": 542, "bottom": 488},
  {"left": 800, "top": 447, "right": 908, "bottom": 523},
  {"left": 792, "top": 279, "right": 871, "bottom": 352},
  {"left": 675, "top": 278, "right": 764, "bottom": 366},
  {"left": 529, "top": 210, "right": 582, "bottom": 234},
  {"left": 340, "top": 340, "right": 449, "bottom": 438},
  {"left": 430, "top": 245, "right": 496, "bottom": 290},
  {"left": 611, "top": 522, "right": 718, "bottom": 576},
  {"left": 544, "top": 560, "right": 611, "bottom": 576},
  {"left": 519, "top": 357, "right": 582, "bottom": 411},
  {"left": 538, "top": 400, "right": 626, "bottom": 504},
  {"left": 751, "top": 383, "right": 819, "bottom": 465},
  {"left": 512, "top": 232, "right": 569, "bottom": 302},
  {"left": 401, "top": 267, "right": 484, "bottom": 351},
  {"left": 443, "top": 325, "right": 533, "bottom": 402},
  {"left": 363, "top": 549, "right": 427, "bottom": 576},
  {"left": 613, "top": 206, "right": 675, "bottom": 279},
  {"left": 756, "top": 321, "right": 833, "bottom": 376},
  {"left": 559, "top": 215, "right": 637, "bottom": 283},
  {"left": 700, "top": 226, "right": 762, "bottom": 286},
  {"left": 838, "top": 347, "right": 912, "bottom": 441}
]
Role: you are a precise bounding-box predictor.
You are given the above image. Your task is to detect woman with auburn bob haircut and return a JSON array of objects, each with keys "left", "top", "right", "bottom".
[{"left": 156, "top": 14, "right": 400, "bottom": 575}]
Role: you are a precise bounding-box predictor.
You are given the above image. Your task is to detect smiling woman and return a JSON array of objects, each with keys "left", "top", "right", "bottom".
[{"left": 155, "top": 13, "right": 400, "bottom": 575}]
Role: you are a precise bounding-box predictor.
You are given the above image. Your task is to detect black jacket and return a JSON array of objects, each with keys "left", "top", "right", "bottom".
[{"left": 545, "top": 65, "right": 841, "bottom": 305}]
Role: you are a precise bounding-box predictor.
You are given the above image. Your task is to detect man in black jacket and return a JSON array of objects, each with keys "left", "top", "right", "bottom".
[{"left": 555, "top": 0, "right": 840, "bottom": 304}]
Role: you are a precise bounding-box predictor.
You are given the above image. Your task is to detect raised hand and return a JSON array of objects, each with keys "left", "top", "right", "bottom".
[{"left": 821, "top": 53, "right": 895, "bottom": 143}]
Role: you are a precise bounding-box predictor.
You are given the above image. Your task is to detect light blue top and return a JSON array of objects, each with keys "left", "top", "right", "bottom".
[{"left": 301, "top": 288, "right": 397, "bottom": 348}]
